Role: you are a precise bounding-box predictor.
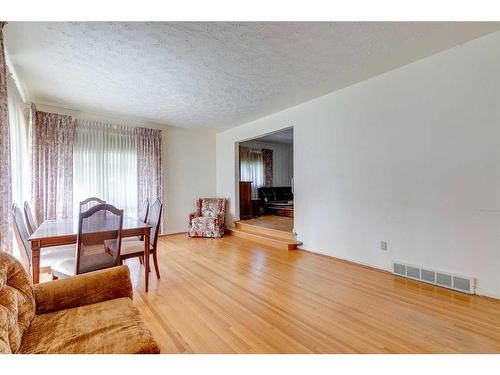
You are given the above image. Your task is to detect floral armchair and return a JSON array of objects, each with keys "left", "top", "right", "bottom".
[{"left": 188, "top": 198, "right": 227, "bottom": 238}]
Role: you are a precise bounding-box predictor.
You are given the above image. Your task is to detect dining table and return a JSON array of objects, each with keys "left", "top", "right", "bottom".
[{"left": 28, "top": 215, "right": 152, "bottom": 292}]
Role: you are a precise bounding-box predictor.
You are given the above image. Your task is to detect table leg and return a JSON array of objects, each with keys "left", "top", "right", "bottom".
[
  {"left": 144, "top": 227, "right": 150, "bottom": 292},
  {"left": 31, "top": 240, "right": 41, "bottom": 284}
]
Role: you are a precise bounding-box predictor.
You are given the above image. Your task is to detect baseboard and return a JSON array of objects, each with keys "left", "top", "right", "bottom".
[
  {"left": 297, "top": 246, "right": 499, "bottom": 301},
  {"left": 298, "top": 247, "right": 392, "bottom": 275},
  {"left": 474, "top": 287, "right": 500, "bottom": 301},
  {"left": 159, "top": 231, "right": 187, "bottom": 237}
]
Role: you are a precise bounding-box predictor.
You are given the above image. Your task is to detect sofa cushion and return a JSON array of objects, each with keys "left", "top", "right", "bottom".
[
  {"left": 0, "top": 252, "right": 36, "bottom": 354},
  {"left": 257, "top": 187, "right": 276, "bottom": 203},
  {"left": 18, "top": 297, "right": 160, "bottom": 354},
  {"left": 257, "top": 187, "right": 293, "bottom": 204}
]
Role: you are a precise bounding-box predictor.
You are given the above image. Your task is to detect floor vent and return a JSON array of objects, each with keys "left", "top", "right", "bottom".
[{"left": 392, "top": 261, "right": 475, "bottom": 295}]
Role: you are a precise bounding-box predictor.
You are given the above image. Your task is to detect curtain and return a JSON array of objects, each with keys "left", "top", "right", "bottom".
[
  {"left": 7, "top": 71, "right": 29, "bottom": 208},
  {"left": 136, "top": 127, "right": 163, "bottom": 231},
  {"left": 73, "top": 120, "right": 138, "bottom": 217},
  {"left": 239, "top": 146, "right": 264, "bottom": 198},
  {"left": 32, "top": 108, "right": 75, "bottom": 223},
  {"left": 0, "top": 21, "right": 12, "bottom": 253},
  {"left": 262, "top": 148, "right": 273, "bottom": 187}
]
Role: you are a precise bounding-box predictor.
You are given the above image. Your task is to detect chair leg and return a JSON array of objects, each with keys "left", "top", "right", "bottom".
[
  {"left": 139, "top": 256, "right": 143, "bottom": 265},
  {"left": 152, "top": 251, "right": 161, "bottom": 279}
]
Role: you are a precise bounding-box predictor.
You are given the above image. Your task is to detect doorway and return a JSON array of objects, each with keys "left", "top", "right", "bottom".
[{"left": 237, "top": 127, "right": 294, "bottom": 233}]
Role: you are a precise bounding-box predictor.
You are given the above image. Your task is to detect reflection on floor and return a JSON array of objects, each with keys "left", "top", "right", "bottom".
[
  {"left": 240, "top": 215, "right": 293, "bottom": 233},
  {"left": 38, "top": 234, "right": 500, "bottom": 353},
  {"left": 136, "top": 234, "right": 500, "bottom": 353}
]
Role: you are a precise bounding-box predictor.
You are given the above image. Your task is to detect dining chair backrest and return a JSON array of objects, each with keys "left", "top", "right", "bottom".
[
  {"left": 76, "top": 203, "right": 123, "bottom": 274},
  {"left": 79, "top": 197, "right": 106, "bottom": 212},
  {"left": 147, "top": 198, "right": 163, "bottom": 251},
  {"left": 23, "top": 201, "right": 38, "bottom": 236},
  {"left": 11, "top": 204, "right": 32, "bottom": 274},
  {"left": 139, "top": 198, "right": 149, "bottom": 223}
]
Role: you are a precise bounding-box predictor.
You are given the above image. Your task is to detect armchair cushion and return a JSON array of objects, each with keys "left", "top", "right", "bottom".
[
  {"left": 19, "top": 297, "right": 160, "bottom": 354},
  {"left": 189, "top": 216, "right": 221, "bottom": 237},
  {"left": 33, "top": 266, "right": 132, "bottom": 315},
  {"left": 200, "top": 201, "right": 220, "bottom": 217}
]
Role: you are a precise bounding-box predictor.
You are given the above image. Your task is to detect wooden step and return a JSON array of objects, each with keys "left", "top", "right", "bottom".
[
  {"left": 234, "top": 220, "right": 294, "bottom": 240},
  {"left": 227, "top": 227, "right": 302, "bottom": 250}
]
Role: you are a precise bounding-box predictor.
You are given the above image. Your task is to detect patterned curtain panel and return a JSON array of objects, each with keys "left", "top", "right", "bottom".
[
  {"left": 262, "top": 149, "right": 273, "bottom": 187},
  {"left": 0, "top": 22, "right": 13, "bottom": 253},
  {"left": 136, "top": 127, "right": 163, "bottom": 231},
  {"left": 31, "top": 107, "right": 75, "bottom": 223}
]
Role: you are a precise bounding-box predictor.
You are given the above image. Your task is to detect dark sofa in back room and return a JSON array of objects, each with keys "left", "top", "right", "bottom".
[{"left": 257, "top": 186, "right": 293, "bottom": 205}]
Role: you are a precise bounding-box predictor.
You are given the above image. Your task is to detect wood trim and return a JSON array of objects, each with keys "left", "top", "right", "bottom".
[{"left": 298, "top": 247, "right": 392, "bottom": 275}]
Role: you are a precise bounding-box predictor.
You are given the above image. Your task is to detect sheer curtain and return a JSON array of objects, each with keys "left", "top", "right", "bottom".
[
  {"left": 7, "top": 72, "right": 29, "bottom": 208},
  {"left": 239, "top": 146, "right": 264, "bottom": 198},
  {"left": 73, "top": 120, "right": 138, "bottom": 217}
]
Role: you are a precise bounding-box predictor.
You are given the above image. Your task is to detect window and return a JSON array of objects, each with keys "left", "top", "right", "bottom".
[
  {"left": 239, "top": 146, "right": 264, "bottom": 198},
  {"left": 73, "top": 120, "right": 138, "bottom": 216},
  {"left": 7, "top": 74, "right": 29, "bottom": 208}
]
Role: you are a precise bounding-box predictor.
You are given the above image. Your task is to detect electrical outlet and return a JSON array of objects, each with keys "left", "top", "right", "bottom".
[{"left": 380, "top": 241, "right": 388, "bottom": 251}]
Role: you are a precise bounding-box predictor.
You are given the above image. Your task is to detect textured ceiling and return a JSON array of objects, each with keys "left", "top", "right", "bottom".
[
  {"left": 253, "top": 128, "right": 294, "bottom": 145},
  {"left": 5, "top": 22, "right": 500, "bottom": 130}
]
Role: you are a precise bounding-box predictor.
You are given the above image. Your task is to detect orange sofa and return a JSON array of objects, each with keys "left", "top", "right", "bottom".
[{"left": 0, "top": 251, "right": 160, "bottom": 354}]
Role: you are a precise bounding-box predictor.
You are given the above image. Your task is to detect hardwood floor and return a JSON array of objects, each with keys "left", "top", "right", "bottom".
[
  {"left": 240, "top": 215, "right": 294, "bottom": 232},
  {"left": 124, "top": 233, "right": 500, "bottom": 353}
]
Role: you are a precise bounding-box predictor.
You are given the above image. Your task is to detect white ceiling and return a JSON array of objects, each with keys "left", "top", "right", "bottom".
[
  {"left": 5, "top": 22, "right": 500, "bottom": 130},
  {"left": 251, "top": 128, "right": 294, "bottom": 145}
]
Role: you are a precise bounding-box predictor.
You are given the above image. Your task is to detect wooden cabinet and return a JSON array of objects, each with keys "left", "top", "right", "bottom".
[
  {"left": 239, "top": 181, "right": 253, "bottom": 220},
  {"left": 251, "top": 199, "right": 262, "bottom": 217}
]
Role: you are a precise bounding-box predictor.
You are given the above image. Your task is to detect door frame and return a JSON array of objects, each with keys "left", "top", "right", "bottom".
[{"left": 234, "top": 126, "right": 295, "bottom": 231}]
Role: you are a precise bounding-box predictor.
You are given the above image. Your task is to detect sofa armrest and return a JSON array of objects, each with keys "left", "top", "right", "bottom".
[{"left": 33, "top": 266, "right": 133, "bottom": 315}]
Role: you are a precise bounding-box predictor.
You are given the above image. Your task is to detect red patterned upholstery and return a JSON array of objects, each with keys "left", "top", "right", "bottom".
[{"left": 188, "top": 198, "right": 227, "bottom": 238}]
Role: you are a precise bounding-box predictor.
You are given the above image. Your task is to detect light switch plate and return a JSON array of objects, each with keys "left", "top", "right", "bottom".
[{"left": 381, "top": 241, "right": 388, "bottom": 251}]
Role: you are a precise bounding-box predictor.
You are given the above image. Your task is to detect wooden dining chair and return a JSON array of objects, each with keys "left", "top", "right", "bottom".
[
  {"left": 12, "top": 203, "right": 74, "bottom": 276},
  {"left": 79, "top": 197, "right": 106, "bottom": 212},
  {"left": 51, "top": 203, "right": 123, "bottom": 279},
  {"left": 123, "top": 198, "right": 149, "bottom": 264},
  {"left": 137, "top": 197, "right": 149, "bottom": 242},
  {"left": 12, "top": 204, "right": 32, "bottom": 274},
  {"left": 23, "top": 201, "right": 38, "bottom": 236},
  {"left": 120, "top": 198, "right": 163, "bottom": 279},
  {"left": 139, "top": 198, "right": 149, "bottom": 223}
]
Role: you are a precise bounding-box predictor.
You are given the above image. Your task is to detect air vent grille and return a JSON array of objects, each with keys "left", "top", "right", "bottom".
[
  {"left": 392, "top": 261, "right": 474, "bottom": 295},
  {"left": 421, "top": 269, "right": 436, "bottom": 283},
  {"left": 453, "top": 276, "right": 471, "bottom": 292},
  {"left": 436, "top": 273, "right": 452, "bottom": 288},
  {"left": 393, "top": 263, "right": 406, "bottom": 276},
  {"left": 406, "top": 266, "right": 420, "bottom": 279}
]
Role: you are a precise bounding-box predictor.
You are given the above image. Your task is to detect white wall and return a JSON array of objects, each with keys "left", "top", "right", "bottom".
[
  {"left": 216, "top": 31, "right": 500, "bottom": 299},
  {"left": 36, "top": 104, "right": 216, "bottom": 234},
  {"left": 239, "top": 140, "right": 293, "bottom": 186}
]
